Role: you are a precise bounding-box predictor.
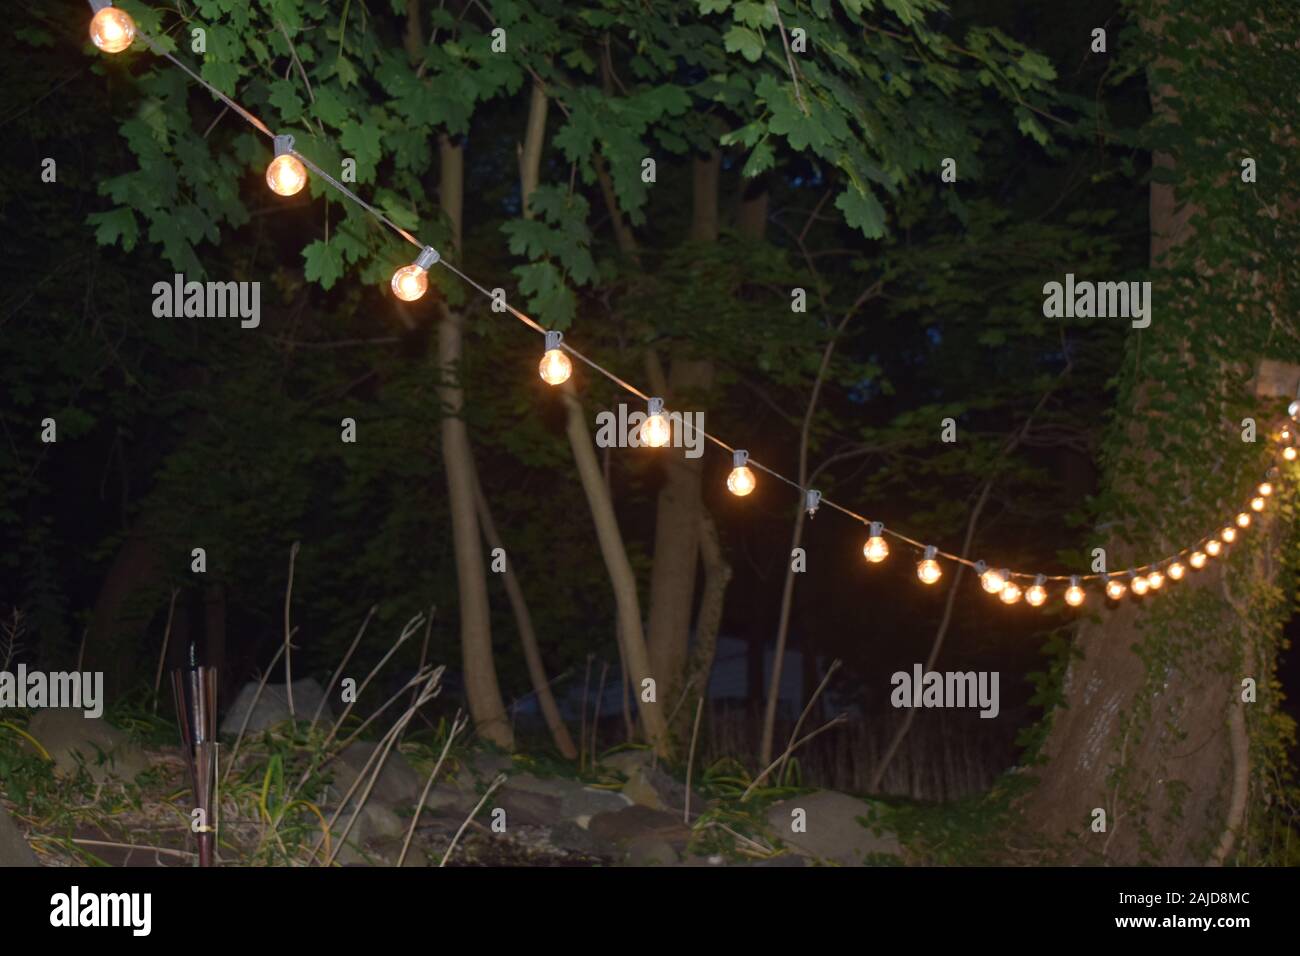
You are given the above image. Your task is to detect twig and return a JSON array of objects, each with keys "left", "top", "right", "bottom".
[
  {"left": 283, "top": 542, "right": 300, "bottom": 718},
  {"left": 399, "top": 711, "right": 468, "bottom": 867},
  {"left": 152, "top": 587, "right": 180, "bottom": 711},
  {"left": 741, "top": 714, "right": 849, "bottom": 802},
  {"left": 440, "top": 772, "right": 507, "bottom": 867},
  {"left": 684, "top": 697, "right": 704, "bottom": 825},
  {"left": 777, "top": 659, "right": 841, "bottom": 781},
  {"left": 312, "top": 604, "right": 377, "bottom": 729}
]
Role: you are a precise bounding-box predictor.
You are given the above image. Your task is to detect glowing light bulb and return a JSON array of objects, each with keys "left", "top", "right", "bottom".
[
  {"left": 1189, "top": 551, "right": 1207, "bottom": 569},
  {"left": 391, "top": 265, "right": 428, "bottom": 301},
  {"left": 1147, "top": 570, "right": 1164, "bottom": 590},
  {"left": 1168, "top": 561, "right": 1185, "bottom": 580},
  {"left": 1130, "top": 574, "right": 1149, "bottom": 597},
  {"left": 1284, "top": 446, "right": 1297, "bottom": 461},
  {"left": 1206, "top": 539, "right": 1223, "bottom": 557},
  {"left": 1250, "top": 496, "right": 1265, "bottom": 512},
  {"left": 1105, "top": 578, "right": 1126, "bottom": 601},
  {"left": 1064, "top": 577, "right": 1085, "bottom": 607},
  {"left": 90, "top": 5, "right": 136, "bottom": 54},
  {"left": 1000, "top": 581, "right": 1022, "bottom": 605},
  {"left": 640, "top": 397, "right": 671, "bottom": 448},
  {"left": 1236, "top": 512, "right": 1251, "bottom": 528},
  {"left": 917, "top": 546, "right": 942, "bottom": 585},
  {"left": 267, "top": 135, "right": 307, "bottom": 196},
  {"left": 727, "top": 450, "right": 756, "bottom": 497},
  {"left": 977, "top": 562, "right": 1005, "bottom": 595},
  {"left": 1259, "top": 481, "right": 1273, "bottom": 497},
  {"left": 390, "top": 246, "right": 439, "bottom": 302},
  {"left": 1221, "top": 526, "right": 1236, "bottom": 543},
  {"left": 1290, "top": 399, "right": 1300, "bottom": 420},
  {"left": 862, "top": 521, "right": 888, "bottom": 563},
  {"left": 1026, "top": 575, "right": 1047, "bottom": 607},
  {"left": 538, "top": 330, "right": 571, "bottom": 385}
]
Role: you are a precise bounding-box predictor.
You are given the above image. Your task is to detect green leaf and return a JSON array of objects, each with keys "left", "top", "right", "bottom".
[
  {"left": 835, "top": 186, "right": 887, "bottom": 238},
  {"left": 723, "top": 26, "right": 765, "bottom": 62},
  {"left": 303, "top": 240, "right": 345, "bottom": 290},
  {"left": 87, "top": 208, "right": 139, "bottom": 252}
]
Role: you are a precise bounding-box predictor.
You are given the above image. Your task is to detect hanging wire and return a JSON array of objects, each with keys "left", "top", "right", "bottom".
[{"left": 97, "top": 18, "right": 1291, "bottom": 600}]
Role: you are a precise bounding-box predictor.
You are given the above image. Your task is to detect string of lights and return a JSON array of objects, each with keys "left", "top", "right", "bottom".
[{"left": 84, "top": 2, "right": 1297, "bottom": 610}]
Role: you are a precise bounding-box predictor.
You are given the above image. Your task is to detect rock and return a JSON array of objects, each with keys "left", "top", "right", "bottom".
[
  {"left": 465, "top": 751, "right": 513, "bottom": 779},
  {"left": 504, "top": 772, "right": 584, "bottom": 799},
  {"left": 494, "top": 788, "right": 561, "bottom": 826},
  {"left": 560, "top": 786, "right": 632, "bottom": 824},
  {"left": 370, "top": 837, "right": 429, "bottom": 867},
  {"left": 0, "top": 804, "right": 38, "bottom": 866},
  {"left": 588, "top": 805, "right": 692, "bottom": 850},
  {"left": 624, "top": 836, "right": 678, "bottom": 866},
  {"left": 330, "top": 741, "right": 423, "bottom": 805},
  {"left": 219, "top": 679, "right": 329, "bottom": 735},
  {"left": 547, "top": 820, "right": 610, "bottom": 857},
  {"left": 765, "top": 791, "right": 901, "bottom": 865},
  {"left": 26, "top": 709, "right": 148, "bottom": 784},
  {"left": 601, "top": 750, "right": 703, "bottom": 815}
]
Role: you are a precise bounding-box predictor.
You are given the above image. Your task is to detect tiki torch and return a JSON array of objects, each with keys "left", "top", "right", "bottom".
[{"left": 172, "top": 641, "right": 218, "bottom": 867}]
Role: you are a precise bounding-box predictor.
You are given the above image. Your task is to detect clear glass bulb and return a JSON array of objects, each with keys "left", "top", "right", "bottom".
[
  {"left": 539, "top": 348, "right": 572, "bottom": 386},
  {"left": 1284, "top": 447, "right": 1297, "bottom": 461},
  {"left": 1221, "top": 526, "right": 1236, "bottom": 543},
  {"left": 1290, "top": 399, "right": 1300, "bottom": 419},
  {"left": 1189, "top": 551, "right": 1207, "bottom": 569},
  {"left": 389, "top": 264, "right": 428, "bottom": 301},
  {"left": 1258, "top": 481, "right": 1273, "bottom": 497},
  {"left": 1206, "top": 539, "right": 1223, "bottom": 556},
  {"left": 1026, "top": 584, "right": 1047, "bottom": 607},
  {"left": 266, "top": 154, "right": 307, "bottom": 196},
  {"left": 980, "top": 568, "right": 1006, "bottom": 594},
  {"left": 640, "top": 414, "right": 671, "bottom": 448},
  {"left": 1236, "top": 512, "right": 1251, "bottom": 528},
  {"left": 1105, "top": 579, "right": 1126, "bottom": 600},
  {"left": 1131, "top": 576, "right": 1149, "bottom": 596},
  {"left": 917, "top": 559, "right": 942, "bottom": 585},
  {"left": 1168, "top": 561, "right": 1185, "bottom": 580},
  {"left": 1000, "top": 582, "right": 1022, "bottom": 604},
  {"left": 863, "top": 535, "right": 889, "bottom": 563},
  {"left": 1147, "top": 570, "right": 1164, "bottom": 590},
  {"left": 727, "top": 466, "right": 756, "bottom": 497},
  {"left": 1250, "top": 496, "right": 1265, "bottom": 512},
  {"left": 90, "top": 6, "right": 136, "bottom": 53},
  {"left": 1064, "top": 584, "right": 1085, "bottom": 607}
]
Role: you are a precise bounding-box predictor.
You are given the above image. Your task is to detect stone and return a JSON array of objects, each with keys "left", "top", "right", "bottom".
[
  {"left": 0, "top": 804, "right": 38, "bottom": 866},
  {"left": 560, "top": 786, "right": 633, "bottom": 824},
  {"left": 370, "top": 837, "right": 430, "bottom": 867},
  {"left": 764, "top": 791, "right": 901, "bottom": 865},
  {"left": 494, "top": 788, "right": 561, "bottom": 826},
  {"left": 219, "top": 679, "right": 330, "bottom": 735},
  {"left": 26, "top": 709, "right": 148, "bottom": 784},
  {"left": 547, "top": 820, "right": 610, "bottom": 857},
  {"left": 466, "top": 751, "right": 513, "bottom": 779},
  {"left": 624, "top": 836, "right": 678, "bottom": 866},
  {"left": 587, "top": 805, "right": 691, "bottom": 850},
  {"left": 504, "top": 772, "right": 583, "bottom": 799},
  {"left": 330, "top": 741, "right": 423, "bottom": 805}
]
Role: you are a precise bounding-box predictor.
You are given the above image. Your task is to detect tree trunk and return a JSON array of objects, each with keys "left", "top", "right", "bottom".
[
  {"left": 1020, "top": 8, "right": 1275, "bottom": 863},
  {"left": 561, "top": 384, "right": 671, "bottom": 756},
  {"left": 83, "top": 522, "right": 166, "bottom": 700},
  {"left": 644, "top": 152, "right": 721, "bottom": 714},
  {"left": 471, "top": 464, "right": 577, "bottom": 758},
  {"left": 437, "top": 133, "right": 512, "bottom": 748}
]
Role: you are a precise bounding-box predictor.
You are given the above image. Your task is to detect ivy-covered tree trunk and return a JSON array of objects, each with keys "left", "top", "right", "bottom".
[{"left": 1021, "top": 2, "right": 1297, "bottom": 864}]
